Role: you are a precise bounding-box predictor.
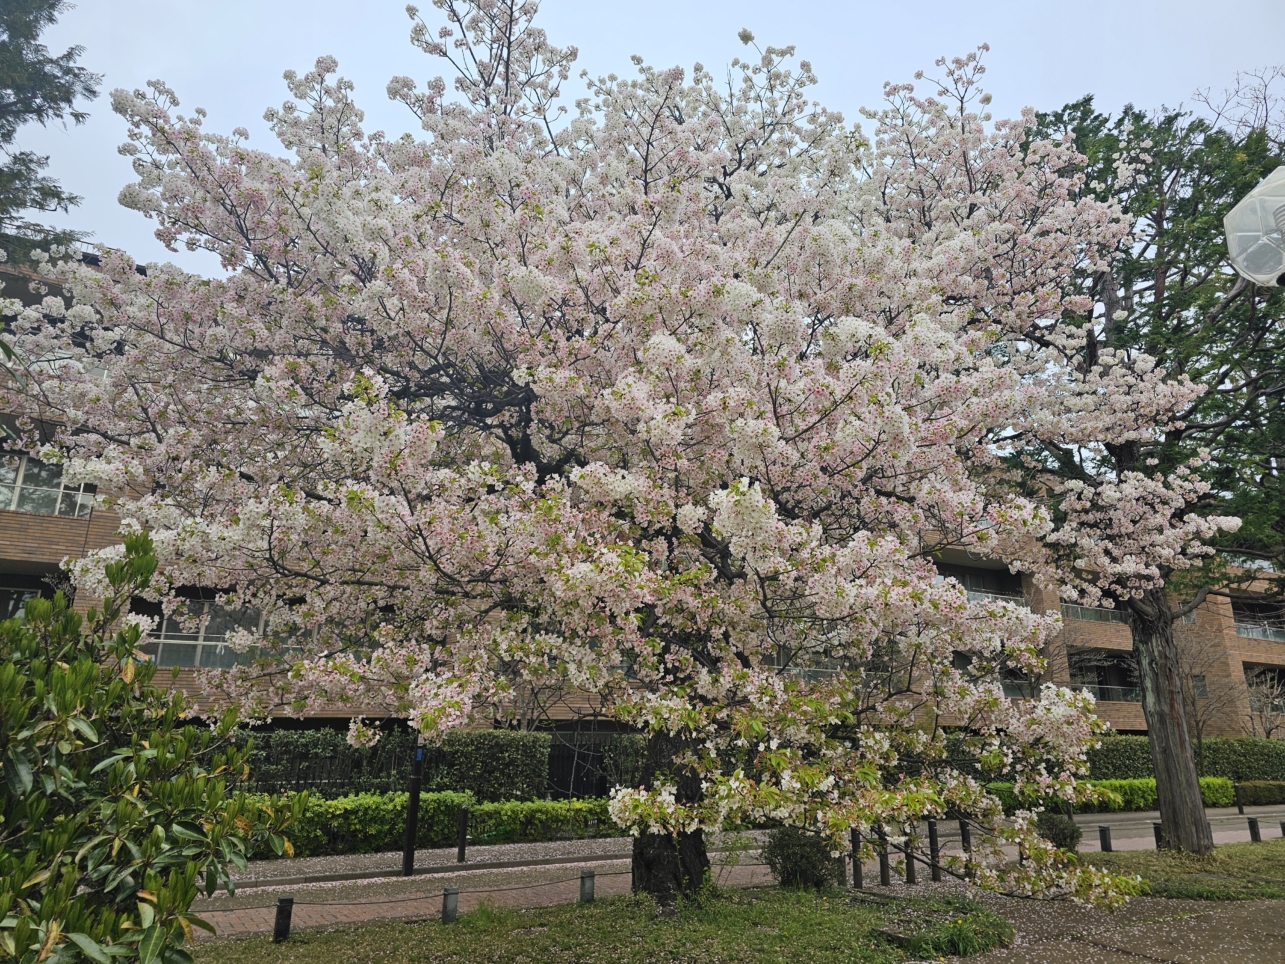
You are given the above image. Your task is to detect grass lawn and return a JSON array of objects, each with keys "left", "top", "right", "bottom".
[
  {"left": 1086, "top": 838, "right": 1285, "bottom": 900},
  {"left": 195, "top": 889, "right": 1012, "bottom": 964}
]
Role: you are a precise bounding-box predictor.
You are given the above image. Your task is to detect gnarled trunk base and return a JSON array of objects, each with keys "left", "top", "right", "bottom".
[{"left": 631, "top": 830, "right": 711, "bottom": 905}]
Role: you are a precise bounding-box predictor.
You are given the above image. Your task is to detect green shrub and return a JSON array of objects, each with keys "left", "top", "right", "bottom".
[
  {"left": 273, "top": 791, "right": 623, "bottom": 858},
  {"left": 1036, "top": 812, "right": 1082, "bottom": 851},
  {"left": 761, "top": 827, "right": 844, "bottom": 890},
  {"left": 0, "top": 533, "right": 304, "bottom": 964},
  {"left": 428, "top": 730, "right": 551, "bottom": 802},
  {"left": 1235, "top": 781, "right": 1285, "bottom": 806},
  {"left": 986, "top": 777, "right": 1234, "bottom": 814},
  {"left": 600, "top": 733, "right": 648, "bottom": 790},
  {"left": 1088, "top": 735, "right": 1285, "bottom": 783},
  {"left": 899, "top": 901, "right": 1016, "bottom": 958}
]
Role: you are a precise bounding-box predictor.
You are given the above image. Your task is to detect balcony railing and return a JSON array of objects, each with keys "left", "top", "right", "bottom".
[
  {"left": 967, "top": 590, "right": 1027, "bottom": 607},
  {"left": 1062, "top": 603, "right": 1128, "bottom": 624},
  {"left": 1074, "top": 683, "right": 1142, "bottom": 703},
  {"left": 1236, "top": 622, "right": 1285, "bottom": 642}
]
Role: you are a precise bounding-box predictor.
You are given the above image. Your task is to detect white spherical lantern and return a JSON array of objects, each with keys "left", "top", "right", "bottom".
[{"left": 1225, "top": 165, "right": 1285, "bottom": 286}]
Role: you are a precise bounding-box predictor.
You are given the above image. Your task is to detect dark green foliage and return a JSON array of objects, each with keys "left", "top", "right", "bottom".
[
  {"left": 988, "top": 777, "right": 1233, "bottom": 813},
  {"left": 430, "top": 729, "right": 550, "bottom": 802},
  {"left": 1089, "top": 735, "right": 1285, "bottom": 782},
  {"left": 239, "top": 726, "right": 551, "bottom": 801},
  {"left": 761, "top": 826, "right": 843, "bottom": 890},
  {"left": 0, "top": 0, "right": 99, "bottom": 236},
  {"left": 599, "top": 733, "right": 647, "bottom": 790},
  {"left": 0, "top": 533, "right": 304, "bottom": 964},
  {"left": 238, "top": 728, "right": 417, "bottom": 796},
  {"left": 1233, "top": 781, "right": 1285, "bottom": 806},
  {"left": 1035, "top": 812, "right": 1082, "bottom": 852},
  {"left": 272, "top": 792, "right": 620, "bottom": 858}
]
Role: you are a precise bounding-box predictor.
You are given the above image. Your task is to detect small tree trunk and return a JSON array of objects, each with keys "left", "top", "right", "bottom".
[
  {"left": 1130, "top": 588, "right": 1213, "bottom": 854},
  {"left": 630, "top": 731, "right": 710, "bottom": 904}
]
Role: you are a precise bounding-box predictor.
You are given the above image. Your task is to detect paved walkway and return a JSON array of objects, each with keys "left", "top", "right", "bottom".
[{"left": 197, "top": 804, "right": 1285, "bottom": 947}]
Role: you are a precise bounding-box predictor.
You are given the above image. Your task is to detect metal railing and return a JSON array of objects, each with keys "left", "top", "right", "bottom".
[
  {"left": 1061, "top": 603, "right": 1128, "bottom": 624},
  {"left": 967, "top": 590, "right": 1028, "bottom": 607},
  {"left": 1074, "top": 683, "right": 1142, "bottom": 703},
  {"left": 1236, "top": 622, "right": 1285, "bottom": 642}
]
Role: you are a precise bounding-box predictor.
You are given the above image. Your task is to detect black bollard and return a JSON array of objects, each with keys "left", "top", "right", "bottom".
[
  {"left": 272, "top": 897, "right": 293, "bottom": 944},
  {"left": 928, "top": 819, "right": 942, "bottom": 883},
  {"left": 442, "top": 887, "right": 459, "bottom": 924},
  {"left": 402, "top": 744, "right": 424, "bottom": 877},
  {"left": 904, "top": 843, "right": 917, "bottom": 885},
  {"left": 456, "top": 805, "right": 469, "bottom": 863},
  {"left": 1235, "top": 782, "right": 1245, "bottom": 815},
  {"left": 851, "top": 829, "right": 863, "bottom": 889},
  {"left": 877, "top": 827, "right": 892, "bottom": 886},
  {"left": 1280, "top": 819, "right": 1285, "bottom": 839},
  {"left": 581, "top": 870, "right": 595, "bottom": 902},
  {"left": 1249, "top": 817, "right": 1262, "bottom": 843},
  {"left": 1098, "top": 825, "right": 1113, "bottom": 853},
  {"left": 1152, "top": 821, "right": 1163, "bottom": 849}
]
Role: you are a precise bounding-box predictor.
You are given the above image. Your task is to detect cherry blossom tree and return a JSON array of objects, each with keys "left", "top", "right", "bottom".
[{"left": 0, "top": 1, "right": 1190, "bottom": 903}]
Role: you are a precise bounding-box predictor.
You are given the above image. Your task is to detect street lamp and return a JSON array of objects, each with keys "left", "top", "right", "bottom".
[{"left": 1225, "top": 165, "right": 1285, "bottom": 286}]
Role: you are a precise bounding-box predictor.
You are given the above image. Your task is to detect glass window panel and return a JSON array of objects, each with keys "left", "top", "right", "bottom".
[
  {"left": 0, "top": 456, "right": 21, "bottom": 485},
  {"left": 20, "top": 461, "right": 63, "bottom": 490},
  {"left": 137, "top": 640, "right": 161, "bottom": 660},
  {"left": 15, "top": 485, "right": 60, "bottom": 515},
  {"left": 199, "top": 643, "right": 254, "bottom": 669},
  {"left": 0, "top": 587, "right": 39, "bottom": 621},
  {"left": 156, "top": 641, "right": 197, "bottom": 668},
  {"left": 0, "top": 485, "right": 14, "bottom": 511}
]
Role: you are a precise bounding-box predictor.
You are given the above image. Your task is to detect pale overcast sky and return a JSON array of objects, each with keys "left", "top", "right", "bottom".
[{"left": 16, "top": 0, "right": 1285, "bottom": 272}]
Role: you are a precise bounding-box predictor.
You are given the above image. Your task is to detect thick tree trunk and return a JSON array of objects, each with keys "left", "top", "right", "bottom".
[
  {"left": 630, "top": 731, "right": 710, "bottom": 904},
  {"left": 1130, "top": 588, "right": 1213, "bottom": 854}
]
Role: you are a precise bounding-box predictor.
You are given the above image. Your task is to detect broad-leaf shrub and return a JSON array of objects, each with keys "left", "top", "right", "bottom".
[
  {"left": 761, "top": 827, "right": 844, "bottom": 890},
  {"left": 270, "top": 792, "right": 620, "bottom": 858},
  {"left": 0, "top": 534, "right": 304, "bottom": 964},
  {"left": 1089, "top": 736, "right": 1285, "bottom": 782}
]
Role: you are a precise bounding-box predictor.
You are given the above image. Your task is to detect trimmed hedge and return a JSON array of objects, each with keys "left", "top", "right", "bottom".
[
  {"left": 1088, "top": 736, "right": 1285, "bottom": 782},
  {"left": 428, "top": 730, "right": 551, "bottom": 802},
  {"left": 1235, "top": 781, "right": 1285, "bottom": 806},
  {"left": 988, "top": 777, "right": 1234, "bottom": 814},
  {"left": 239, "top": 727, "right": 552, "bottom": 801},
  {"left": 272, "top": 791, "right": 620, "bottom": 858}
]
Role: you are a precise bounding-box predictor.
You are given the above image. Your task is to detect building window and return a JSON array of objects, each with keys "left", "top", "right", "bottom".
[
  {"left": 0, "top": 573, "right": 51, "bottom": 620},
  {"left": 0, "top": 454, "right": 96, "bottom": 518},
  {"left": 1191, "top": 675, "right": 1208, "bottom": 700},
  {"left": 936, "top": 564, "right": 1026, "bottom": 606},
  {"left": 135, "top": 596, "right": 264, "bottom": 669},
  {"left": 1068, "top": 648, "right": 1142, "bottom": 702},
  {"left": 1233, "top": 600, "right": 1285, "bottom": 642}
]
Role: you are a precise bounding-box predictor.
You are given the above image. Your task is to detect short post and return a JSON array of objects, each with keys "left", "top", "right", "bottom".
[
  {"left": 272, "top": 896, "right": 293, "bottom": 944},
  {"left": 1098, "top": 825, "right": 1113, "bottom": 853},
  {"left": 402, "top": 744, "right": 425, "bottom": 877},
  {"left": 877, "top": 827, "right": 892, "bottom": 886},
  {"left": 1064, "top": 800, "right": 1074, "bottom": 820},
  {"left": 851, "top": 829, "right": 864, "bottom": 889},
  {"left": 959, "top": 818, "right": 973, "bottom": 878},
  {"left": 927, "top": 819, "right": 942, "bottom": 882},
  {"left": 1249, "top": 816, "right": 1262, "bottom": 843},
  {"left": 1235, "top": 782, "right": 1245, "bottom": 815},
  {"left": 904, "top": 842, "right": 917, "bottom": 885},
  {"left": 456, "top": 805, "right": 469, "bottom": 864},
  {"left": 580, "top": 869, "right": 595, "bottom": 902},
  {"left": 1279, "top": 819, "right": 1285, "bottom": 839},
  {"left": 1152, "top": 821, "right": 1164, "bottom": 849},
  {"left": 442, "top": 887, "right": 459, "bottom": 924}
]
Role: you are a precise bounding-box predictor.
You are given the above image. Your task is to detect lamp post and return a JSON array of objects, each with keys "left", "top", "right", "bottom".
[{"left": 1224, "top": 165, "right": 1285, "bottom": 286}]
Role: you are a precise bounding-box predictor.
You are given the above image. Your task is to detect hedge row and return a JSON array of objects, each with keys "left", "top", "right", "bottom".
[
  {"left": 988, "top": 777, "right": 1235, "bottom": 814},
  {"left": 1088, "top": 736, "right": 1285, "bottom": 782},
  {"left": 1236, "top": 781, "right": 1285, "bottom": 807},
  {"left": 239, "top": 728, "right": 553, "bottom": 801},
  {"left": 270, "top": 791, "right": 621, "bottom": 859}
]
